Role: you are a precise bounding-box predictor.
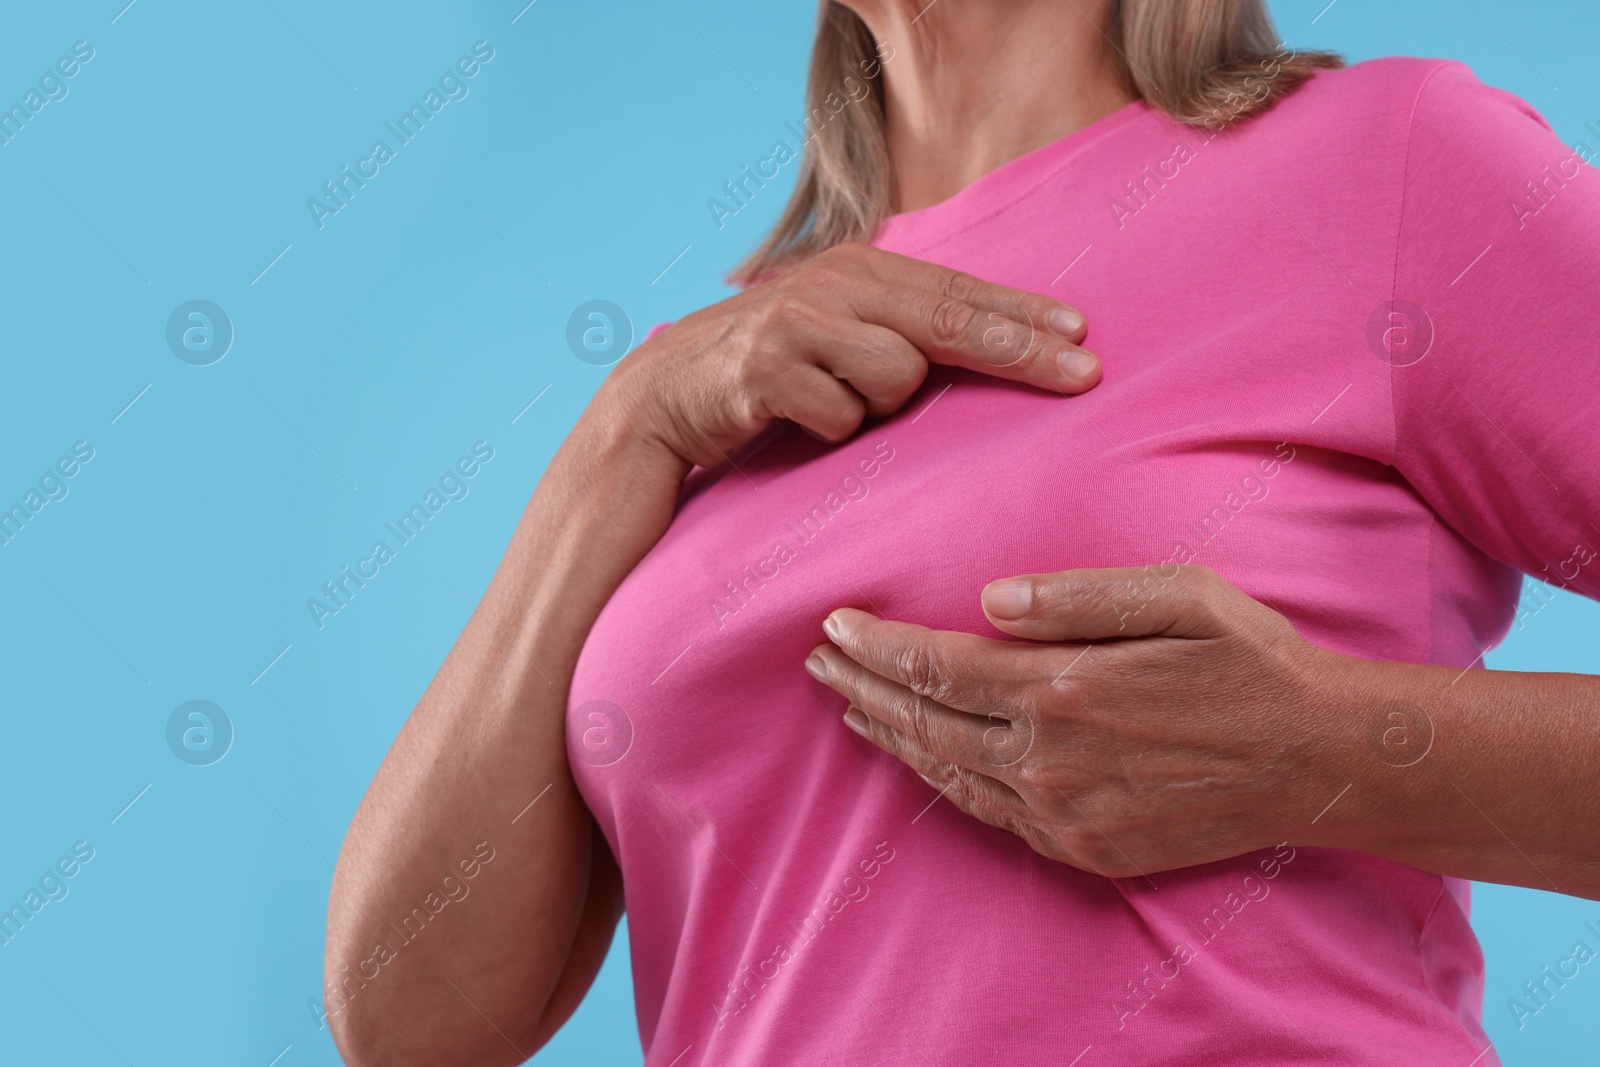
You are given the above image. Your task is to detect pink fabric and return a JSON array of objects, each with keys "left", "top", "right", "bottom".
[{"left": 569, "top": 58, "right": 1600, "bottom": 1065}]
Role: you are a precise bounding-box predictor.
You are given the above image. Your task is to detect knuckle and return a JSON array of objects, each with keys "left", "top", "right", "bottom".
[
  {"left": 864, "top": 366, "right": 929, "bottom": 415},
  {"left": 927, "top": 297, "right": 977, "bottom": 349},
  {"left": 897, "top": 690, "right": 941, "bottom": 753},
  {"left": 1020, "top": 294, "right": 1056, "bottom": 328},
  {"left": 939, "top": 269, "right": 982, "bottom": 305},
  {"left": 730, "top": 390, "right": 764, "bottom": 433},
  {"left": 1180, "top": 563, "right": 1222, "bottom": 593},
  {"left": 860, "top": 333, "right": 928, "bottom": 397},
  {"left": 1045, "top": 651, "right": 1091, "bottom": 698},
  {"left": 765, "top": 294, "right": 813, "bottom": 331},
  {"left": 1179, "top": 563, "right": 1234, "bottom": 614},
  {"left": 949, "top": 767, "right": 999, "bottom": 821},
  {"left": 816, "top": 404, "right": 866, "bottom": 443},
  {"left": 893, "top": 641, "right": 947, "bottom": 702},
  {"left": 728, "top": 342, "right": 770, "bottom": 394},
  {"left": 746, "top": 295, "right": 786, "bottom": 335},
  {"left": 795, "top": 259, "right": 849, "bottom": 297},
  {"left": 947, "top": 766, "right": 978, "bottom": 808},
  {"left": 892, "top": 353, "right": 930, "bottom": 392}
]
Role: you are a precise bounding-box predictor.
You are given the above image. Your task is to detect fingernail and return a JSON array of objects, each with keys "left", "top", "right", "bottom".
[
  {"left": 983, "top": 579, "right": 1033, "bottom": 620},
  {"left": 1057, "top": 347, "right": 1099, "bottom": 382},
  {"left": 822, "top": 612, "right": 844, "bottom": 642},
  {"left": 1046, "top": 307, "right": 1084, "bottom": 336},
  {"left": 843, "top": 707, "right": 870, "bottom": 737},
  {"left": 805, "top": 652, "right": 827, "bottom": 680},
  {"left": 919, "top": 773, "right": 942, "bottom": 790}
]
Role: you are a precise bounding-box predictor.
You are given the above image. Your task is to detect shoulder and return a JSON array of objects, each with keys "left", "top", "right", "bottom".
[
  {"left": 1286, "top": 55, "right": 1555, "bottom": 149},
  {"left": 1240, "top": 55, "right": 1575, "bottom": 195}
]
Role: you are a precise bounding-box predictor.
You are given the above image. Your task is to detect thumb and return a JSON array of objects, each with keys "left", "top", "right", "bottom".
[{"left": 980, "top": 565, "right": 1233, "bottom": 642}]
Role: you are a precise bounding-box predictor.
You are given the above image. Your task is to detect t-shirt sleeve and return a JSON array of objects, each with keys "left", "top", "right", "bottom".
[{"left": 1388, "top": 60, "right": 1600, "bottom": 598}]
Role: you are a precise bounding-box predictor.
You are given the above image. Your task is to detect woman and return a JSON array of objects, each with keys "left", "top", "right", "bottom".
[{"left": 326, "top": 1, "right": 1600, "bottom": 1063}]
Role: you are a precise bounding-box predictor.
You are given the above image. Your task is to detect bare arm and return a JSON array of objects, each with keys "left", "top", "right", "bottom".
[
  {"left": 324, "top": 243, "right": 1104, "bottom": 1067},
  {"left": 1302, "top": 651, "right": 1600, "bottom": 897},
  {"left": 325, "top": 413, "right": 689, "bottom": 1067}
]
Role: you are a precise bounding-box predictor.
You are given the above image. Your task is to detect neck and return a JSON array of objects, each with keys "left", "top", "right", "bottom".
[{"left": 853, "top": 0, "right": 1136, "bottom": 213}]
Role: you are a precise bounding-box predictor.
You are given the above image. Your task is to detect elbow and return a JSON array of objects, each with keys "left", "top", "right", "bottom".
[
  {"left": 325, "top": 988, "right": 444, "bottom": 1067},
  {"left": 323, "top": 977, "right": 448, "bottom": 1067},
  {"left": 323, "top": 974, "right": 391, "bottom": 1067},
  {"left": 322, "top": 958, "right": 547, "bottom": 1067},
  {"left": 321, "top": 960, "right": 429, "bottom": 1067}
]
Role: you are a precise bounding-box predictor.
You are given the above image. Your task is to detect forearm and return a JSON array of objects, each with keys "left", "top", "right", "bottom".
[
  {"left": 1307, "top": 653, "right": 1600, "bottom": 899},
  {"left": 326, "top": 408, "right": 688, "bottom": 1067}
]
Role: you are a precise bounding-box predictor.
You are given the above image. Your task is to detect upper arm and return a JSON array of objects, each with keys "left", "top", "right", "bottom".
[{"left": 1389, "top": 61, "right": 1600, "bottom": 599}]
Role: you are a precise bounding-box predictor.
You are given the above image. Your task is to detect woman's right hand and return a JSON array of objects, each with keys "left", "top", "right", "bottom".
[{"left": 596, "top": 242, "right": 1102, "bottom": 469}]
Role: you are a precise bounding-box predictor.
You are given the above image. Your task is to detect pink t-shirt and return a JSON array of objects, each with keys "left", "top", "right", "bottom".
[{"left": 569, "top": 57, "right": 1600, "bottom": 1065}]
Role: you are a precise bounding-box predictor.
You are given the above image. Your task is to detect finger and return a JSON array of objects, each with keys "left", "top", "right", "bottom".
[
  {"left": 813, "top": 642, "right": 1038, "bottom": 769},
  {"left": 855, "top": 246, "right": 1089, "bottom": 345},
  {"left": 766, "top": 364, "right": 869, "bottom": 444},
  {"left": 837, "top": 704, "right": 1027, "bottom": 824},
  {"left": 845, "top": 272, "right": 1100, "bottom": 394},
  {"left": 979, "top": 564, "right": 1236, "bottom": 641},
  {"left": 805, "top": 319, "right": 929, "bottom": 418},
  {"left": 808, "top": 641, "right": 1012, "bottom": 771},
  {"left": 817, "top": 609, "right": 1041, "bottom": 720}
]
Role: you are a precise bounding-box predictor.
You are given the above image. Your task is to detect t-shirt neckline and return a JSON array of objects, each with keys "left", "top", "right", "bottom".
[{"left": 876, "top": 96, "right": 1152, "bottom": 250}]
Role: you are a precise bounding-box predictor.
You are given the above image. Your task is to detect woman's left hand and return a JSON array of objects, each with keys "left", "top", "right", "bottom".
[{"left": 805, "top": 564, "right": 1356, "bottom": 878}]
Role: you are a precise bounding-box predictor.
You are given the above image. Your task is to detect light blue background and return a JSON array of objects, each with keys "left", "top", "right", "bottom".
[{"left": 0, "top": 1, "right": 1594, "bottom": 1063}]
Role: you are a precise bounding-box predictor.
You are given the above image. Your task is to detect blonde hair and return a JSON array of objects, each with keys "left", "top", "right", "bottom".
[{"left": 730, "top": 0, "right": 1342, "bottom": 286}]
